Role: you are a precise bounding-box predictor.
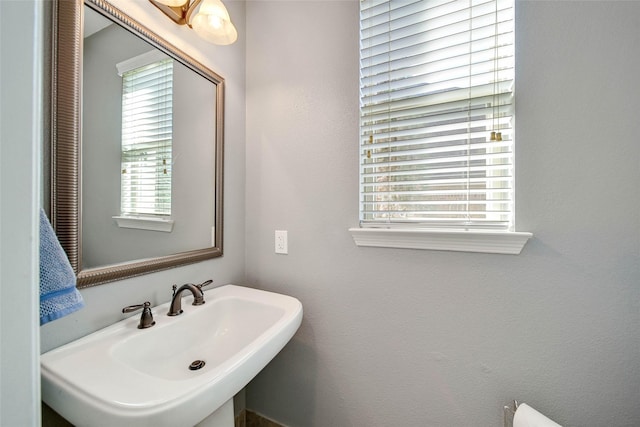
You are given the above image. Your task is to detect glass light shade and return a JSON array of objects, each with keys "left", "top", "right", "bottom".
[
  {"left": 196, "top": 0, "right": 230, "bottom": 20},
  {"left": 153, "top": 0, "right": 190, "bottom": 7},
  {"left": 191, "top": 0, "right": 237, "bottom": 45}
]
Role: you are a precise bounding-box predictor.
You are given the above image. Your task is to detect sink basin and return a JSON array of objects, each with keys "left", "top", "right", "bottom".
[{"left": 41, "top": 284, "right": 303, "bottom": 426}]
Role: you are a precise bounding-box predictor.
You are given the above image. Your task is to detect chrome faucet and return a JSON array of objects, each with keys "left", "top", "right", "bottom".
[{"left": 167, "top": 279, "right": 213, "bottom": 316}]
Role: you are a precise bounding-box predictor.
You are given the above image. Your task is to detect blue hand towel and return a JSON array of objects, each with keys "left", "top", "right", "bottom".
[{"left": 39, "top": 208, "right": 84, "bottom": 325}]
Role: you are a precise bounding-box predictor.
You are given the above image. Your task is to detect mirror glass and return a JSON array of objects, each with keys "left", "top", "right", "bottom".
[
  {"left": 82, "top": 6, "right": 215, "bottom": 269},
  {"left": 51, "top": 0, "right": 224, "bottom": 287}
]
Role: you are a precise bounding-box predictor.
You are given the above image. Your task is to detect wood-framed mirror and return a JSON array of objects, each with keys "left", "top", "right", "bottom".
[{"left": 50, "top": 0, "right": 224, "bottom": 288}]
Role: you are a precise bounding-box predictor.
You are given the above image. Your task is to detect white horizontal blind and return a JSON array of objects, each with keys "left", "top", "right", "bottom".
[
  {"left": 120, "top": 58, "right": 173, "bottom": 216},
  {"left": 359, "top": 0, "right": 515, "bottom": 230}
]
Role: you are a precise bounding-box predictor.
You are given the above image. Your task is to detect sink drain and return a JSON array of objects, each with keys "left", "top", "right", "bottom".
[{"left": 189, "top": 360, "right": 206, "bottom": 371}]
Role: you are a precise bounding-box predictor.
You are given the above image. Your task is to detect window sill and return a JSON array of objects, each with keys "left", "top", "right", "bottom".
[
  {"left": 113, "top": 215, "right": 174, "bottom": 232},
  {"left": 348, "top": 227, "right": 532, "bottom": 255}
]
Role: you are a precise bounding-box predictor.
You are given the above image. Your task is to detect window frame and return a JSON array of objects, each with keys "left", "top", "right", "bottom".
[
  {"left": 351, "top": 0, "right": 531, "bottom": 254},
  {"left": 117, "top": 51, "right": 174, "bottom": 221}
]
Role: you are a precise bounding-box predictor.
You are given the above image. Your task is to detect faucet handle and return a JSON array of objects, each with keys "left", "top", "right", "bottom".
[
  {"left": 122, "top": 301, "right": 156, "bottom": 329},
  {"left": 122, "top": 302, "right": 146, "bottom": 313},
  {"left": 195, "top": 279, "right": 213, "bottom": 292}
]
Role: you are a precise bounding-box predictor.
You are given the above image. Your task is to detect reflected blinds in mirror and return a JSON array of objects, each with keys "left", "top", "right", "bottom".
[
  {"left": 119, "top": 55, "right": 174, "bottom": 216},
  {"left": 359, "top": 0, "right": 515, "bottom": 230}
]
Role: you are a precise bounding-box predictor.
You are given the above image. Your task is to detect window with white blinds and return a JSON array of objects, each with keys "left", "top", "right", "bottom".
[
  {"left": 359, "top": 0, "right": 515, "bottom": 231},
  {"left": 119, "top": 57, "right": 173, "bottom": 217}
]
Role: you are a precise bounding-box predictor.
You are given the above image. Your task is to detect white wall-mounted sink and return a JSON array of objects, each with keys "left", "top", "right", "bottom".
[{"left": 41, "top": 285, "right": 303, "bottom": 427}]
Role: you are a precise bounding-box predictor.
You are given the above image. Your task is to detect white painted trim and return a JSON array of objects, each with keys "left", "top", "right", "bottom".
[
  {"left": 348, "top": 228, "right": 532, "bottom": 255},
  {"left": 116, "top": 49, "right": 169, "bottom": 76},
  {"left": 1, "top": 0, "right": 43, "bottom": 424},
  {"left": 113, "top": 215, "right": 174, "bottom": 232}
]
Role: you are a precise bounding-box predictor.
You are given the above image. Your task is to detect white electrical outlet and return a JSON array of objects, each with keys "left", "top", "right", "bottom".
[{"left": 275, "top": 230, "right": 288, "bottom": 254}]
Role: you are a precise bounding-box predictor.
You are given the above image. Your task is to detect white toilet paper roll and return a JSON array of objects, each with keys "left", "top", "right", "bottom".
[{"left": 513, "top": 403, "right": 562, "bottom": 427}]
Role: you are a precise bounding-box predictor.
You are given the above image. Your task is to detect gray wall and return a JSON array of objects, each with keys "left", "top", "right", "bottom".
[
  {"left": 29, "top": 1, "right": 640, "bottom": 426},
  {"left": 244, "top": 1, "right": 640, "bottom": 426},
  {"left": 40, "top": 0, "right": 246, "bottom": 353},
  {"left": 83, "top": 23, "right": 216, "bottom": 268}
]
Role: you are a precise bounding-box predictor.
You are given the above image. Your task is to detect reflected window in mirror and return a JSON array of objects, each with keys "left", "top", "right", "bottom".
[{"left": 118, "top": 53, "right": 174, "bottom": 220}]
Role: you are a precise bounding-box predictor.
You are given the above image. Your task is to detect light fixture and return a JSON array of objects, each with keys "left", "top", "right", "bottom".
[{"left": 149, "top": 0, "right": 237, "bottom": 45}]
